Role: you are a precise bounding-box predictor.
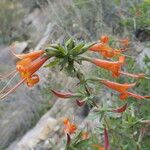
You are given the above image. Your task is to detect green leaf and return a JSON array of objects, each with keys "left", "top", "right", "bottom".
[
  {"left": 44, "top": 58, "right": 60, "bottom": 68},
  {"left": 45, "top": 48, "right": 61, "bottom": 57},
  {"left": 71, "top": 42, "right": 95, "bottom": 57},
  {"left": 76, "top": 42, "right": 95, "bottom": 55},
  {"left": 45, "top": 48, "right": 65, "bottom": 58},
  {"left": 70, "top": 42, "right": 85, "bottom": 56},
  {"left": 65, "top": 62, "right": 77, "bottom": 77},
  {"left": 48, "top": 44, "right": 67, "bottom": 56},
  {"left": 144, "top": 54, "right": 150, "bottom": 64},
  {"left": 74, "top": 139, "right": 90, "bottom": 148},
  {"left": 71, "top": 131, "right": 82, "bottom": 145},
  {"left": 57, "top": 44, "right": 67, "bottom": 55},
  {"left": 59, "top": 57, "right": 68, "bottom": 70},
  {"left": 48, "top": 44, "right": 59, "bottom": 50},
  {"left": 65, "top": 38, "right": 75, "bottom": 50},
  {"left": 45, "top": 47, "right": 58, "bottom": 53}
]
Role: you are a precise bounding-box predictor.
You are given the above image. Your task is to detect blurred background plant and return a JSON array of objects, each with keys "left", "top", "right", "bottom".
[
  {"left": 119, "top": 0, "right": 150, "bottom": 31},
  {"left": 0, "top": 0, "right": 24, "bottom": 44}
]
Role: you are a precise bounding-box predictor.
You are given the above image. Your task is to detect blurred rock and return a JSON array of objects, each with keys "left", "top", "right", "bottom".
[
  {"left": 134, "top": 28, "right": 150, "bottom": 42},
  {"left": 20, "top": 8, "right": 49, "bottom": 46},
  {"left": 0, "top": 89, "right": 43, "bottom": 148},
  {"left": 13, "top": 117, "right": 58, "bottom": 150},
  {"left": 136, "top": 46, "right": 150, "bottom": 70},
  {"left": 0, "top": 41, "right": 28, "bottom": 65}
]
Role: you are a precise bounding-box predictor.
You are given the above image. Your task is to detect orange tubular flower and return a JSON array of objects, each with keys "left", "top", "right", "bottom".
[
  {"left": 63, "top": 118, "right": 70, "bottom": 125},
  {"left": 0, "top": 51, "right": 49, "bottom": 100},
  {"left": 100, "top": 79, "right": 136, "bottom": 93},
  {"left": 91, "top": 56, "right": 125, "bottom": 77},
  {"left": 92, "top": 144, "right": 104, "bottom": 150},
  {"left": 63, "top": 118, "right": 77, "bottom": 135},
  {"left": 17, "top": 55, "right": 49, "bottom": 87},
  {"left": 100, "top": 35, "right": 109, "bottom": 43},
  {"left": 119, "top": 71, "right": 145, "bottom": 79},
  {"left": 119, "top": 91, "right": 146, "bottom": 100},
  {"left": 119, "top": 38, "right": 129, "bottom": 47},
  {"left": 100, "top": 49, "right": 121, "bottom": 58},
  {"left": 11, "top": 50, "right": 45, "bottom": 60},
  {"left": 89, "top": 43, "right": 121, "bottom": 58},
  {"left": 82, "top": 131, "right": 89, "bottom": 140},
  {"left": 89, "top": 43, "right": 113, "bottom": 52},
  {"left": 99, "top": 79, "right": 148, "bottom": 100}
]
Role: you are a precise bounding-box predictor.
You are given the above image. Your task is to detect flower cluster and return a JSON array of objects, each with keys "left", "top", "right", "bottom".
[
  {"left": 63, "top": 118, "right": 77, "bottom": 135},
  {"left": 0, "top": 50, "right": 49, "bottom": 99},
  {"left": 0, "top": 35, "right": 150, "bottom": 149},
  {"left": 88, "top": 36, "right": 148, "bottom": 100}
]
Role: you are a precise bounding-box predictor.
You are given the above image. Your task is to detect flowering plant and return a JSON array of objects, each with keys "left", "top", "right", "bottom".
[{"left": 1, "top": 36, "right": 150, "bottom": 150}]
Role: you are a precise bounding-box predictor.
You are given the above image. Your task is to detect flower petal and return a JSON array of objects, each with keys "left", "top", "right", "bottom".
[
  {"left": 126, "top": 92, "right": 146, "bottom": 100},
  {"left": 100, "top": 79, "right": 136, "bottom": 93},
  {"left": 89, "top": 43, "right": 113, "bottom": 52},
  {"left": 119, "top": 92, "right": 129, "bottom": 100},
  {"left": 119, "top": 38, "right": 129, "bottom": 46},
  {"left": 120, "top": 71, "right": 145, "bottom": 79},
  {"left": 100, "top": 35, "right": 109, "bottom": 43},
  {"left": 16, "top": 58, "right": 32, "bottom": 72},
  {"left": 26, "top": 74, "right": 40, "bottom": 87},
  {"left": 11, "top": 50, "right": 44, "bottom": 60}
]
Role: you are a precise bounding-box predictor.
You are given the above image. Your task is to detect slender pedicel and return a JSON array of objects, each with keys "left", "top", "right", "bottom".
[
  {"left": 0, "top": 78, "right": 26, "bottom": 100},
  {"left": 0, "top": 70, "right": 17, "bottom": 79},
  {"left": 0, "top": 72, "right": 18, "bottom": 94}
]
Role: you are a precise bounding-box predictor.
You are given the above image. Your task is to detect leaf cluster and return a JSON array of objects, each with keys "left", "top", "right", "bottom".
[{"left": 45, "top": 38, "right": 94, "bottom": 77}]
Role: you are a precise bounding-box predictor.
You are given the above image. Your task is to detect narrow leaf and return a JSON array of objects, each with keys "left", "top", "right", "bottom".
[
  {"left": 70, "top": 43, "right": 84, "bottom": 55},
  {"left": 65, "top": 38, "right": 75, "bottom": 50},
  {"left": 72, "top": 42, "right": 95, "bottom": 56},
  {"left": 75, "top": 139, "right": 90, "bottom": 148},
  {"left": 58, "top": 44, "right": 67, "bottom": 55},
  {"left": 104, "top": 128, "right": 109, "bottom": 150},
  {"left": 112, "top": 103, "right": 128, "bottom": 113},
  {"left": 44, "top": 58, "right": 60, "bottom": 68},
  {"left": 67, "top": 133, "right": 71, "bottom": 145}
]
